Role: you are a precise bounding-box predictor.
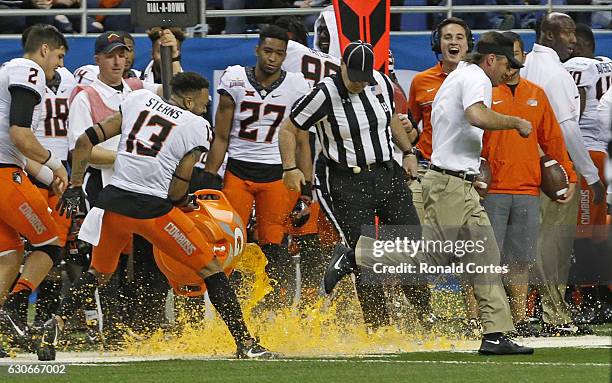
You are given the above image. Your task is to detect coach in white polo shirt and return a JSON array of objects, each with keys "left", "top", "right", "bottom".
[
  {"left": 521, "top": 13, "right": 605, "bottom": 336},
  {"left": 322, "top": 32, "right": 534, "bottom": 355}
]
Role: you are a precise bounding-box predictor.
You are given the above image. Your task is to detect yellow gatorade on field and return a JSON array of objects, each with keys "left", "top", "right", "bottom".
[{"left": 123, "top": 243, "right": 468, "bottom": 357}]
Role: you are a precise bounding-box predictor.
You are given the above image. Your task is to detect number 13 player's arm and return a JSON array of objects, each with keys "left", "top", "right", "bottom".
[
  {"left": 9, "top": 86, "right": 68, "bottom": 190},
  {"left": 70, "top": 112, "right": 122, "bottom": 187},
  {"left": 168, "top": 148, "right": 207, "bottom": 206},
  {"left": 204, "top": 93, "right": 234, "bottom": 175}
]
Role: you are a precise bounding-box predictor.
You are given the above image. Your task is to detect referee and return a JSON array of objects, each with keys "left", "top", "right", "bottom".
[
  {"left": 321, "top": 32, "right": 536, "bottom": 355},
  {"left": 279, "top": 41, "right": 427, "bottom": 330}
]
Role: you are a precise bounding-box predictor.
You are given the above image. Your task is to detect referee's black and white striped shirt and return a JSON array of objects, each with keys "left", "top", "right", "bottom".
[{"left": 289, "top": 70, "right": 396, "bottom": 168}]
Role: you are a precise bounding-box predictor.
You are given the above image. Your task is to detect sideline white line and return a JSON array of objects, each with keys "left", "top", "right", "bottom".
[
  {"left": 1, "top": 336, "right": 609, "bottom": 364},
  {"left": 1, "top": 357, "right": 609, "bottom": 368}
]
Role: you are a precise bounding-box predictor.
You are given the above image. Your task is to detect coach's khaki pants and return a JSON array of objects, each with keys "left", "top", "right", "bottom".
[
  {"left": 535, "top": 185, "right": 580, "bottom": 325},
  {"left": 408, "top": 167, "right": 428, "bottom": 222},
  {"left": 356, "top": 170, "right": 515, "bottom": 334}
]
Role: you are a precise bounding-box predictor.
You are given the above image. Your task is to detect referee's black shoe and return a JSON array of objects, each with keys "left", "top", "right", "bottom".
[
  {"left": 322, "top": 243, "right": 356, "bottom": 295},
  {"left": 478, "top": 333, "right": 534, "bottom": 355}
]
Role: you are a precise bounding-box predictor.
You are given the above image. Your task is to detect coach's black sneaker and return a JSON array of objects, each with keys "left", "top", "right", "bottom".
[
  {"left": 478, "top": 333, "right": 534, "bottom": 355},
  {"left": 321, "top": 244, "right": 356, "bottom": 295},
  {"left": 236, "top": 338, "right": 279, "bottom": 359},
  {"left": 540, "top": 322, "right": 593, "bottom": 337},
  {"left": 37, "top": 316, "right": 62, "bottom": 361},
  {"left": 0, "top": 308, "right": 32, "bottom": 350}
]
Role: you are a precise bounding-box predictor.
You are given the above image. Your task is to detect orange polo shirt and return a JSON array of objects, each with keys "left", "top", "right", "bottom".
[
  {"left": 482, "top": 78, "right": 577, "bottom": 196},
  {"left": 408, "top": 62, "right": 447, "bottom": 160}
]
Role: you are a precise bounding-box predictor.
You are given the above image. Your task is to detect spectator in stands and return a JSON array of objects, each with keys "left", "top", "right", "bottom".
[
  {"left": 0, "top": 0, "right": 53, "bottom": 33},
  {"left": 486, "top": 0, "right": 544, "bottom": 30},
  {"left": 224, "top": 0, "right": 246, "bottom": 34},
  {"left": 94, "top": 0, "right": 132, "bottom": 32}
]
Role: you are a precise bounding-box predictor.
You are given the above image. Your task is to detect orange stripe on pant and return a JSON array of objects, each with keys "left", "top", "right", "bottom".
[
  {"left": 222, "top": 171, "right": 293, "bottom": 245},
  {"left": 91, "top": 208, "right": 214, "bottom": 275},
  {"left": 0, "top": 168, "right": 59, "bottom": 253},
  {"left": 576, "top": 150, "right": 609, "bottom": 243}
]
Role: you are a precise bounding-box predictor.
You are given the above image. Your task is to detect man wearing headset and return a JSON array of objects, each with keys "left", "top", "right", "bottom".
[
  {"left": 407, "top": 17, "right": 481, "bottom": 335},
  {"left": 408, "top": 17, "right": 474, "bottom": 219}
]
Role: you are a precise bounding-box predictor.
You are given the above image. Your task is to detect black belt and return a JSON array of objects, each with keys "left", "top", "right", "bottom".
[
  {"left": 328, "top": 159, "right": 394, "bottom": 174},
  {"left": 429, "top": 164, "right": 478, "bottom": 182},
  {"left": 0, "top": 163, "right": 21, "bottom": 169}
]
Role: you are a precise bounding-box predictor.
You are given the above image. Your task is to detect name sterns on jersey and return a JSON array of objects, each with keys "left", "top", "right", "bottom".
[{"left": 144, "top": 96, "right": 184, "bottom": 120}]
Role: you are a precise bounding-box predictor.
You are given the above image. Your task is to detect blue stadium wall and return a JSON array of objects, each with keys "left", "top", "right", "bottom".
[{"left": 2, "top": 34, "right": 611, "bottom": 89}]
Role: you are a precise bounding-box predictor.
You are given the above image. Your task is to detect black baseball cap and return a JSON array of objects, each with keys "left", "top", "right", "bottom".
[
  {"left": 474, "top": 32, "right": 523, "bottom": 69},
  {"left": 342, "top": 41, "right": 375, "bottom": 84},
  {"left": 95, "top": 31, "right": 130, "bottom": 55}
]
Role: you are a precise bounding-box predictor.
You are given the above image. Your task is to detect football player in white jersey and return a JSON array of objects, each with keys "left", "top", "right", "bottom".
[
  {"left": 30, "top": 65, "right": 79, "bottom": 328},
  {"left": 70, "top": 30, "right": 183, "bottom": 341},
  {"left": 37, "top": 72, "right": 276, "bottom": 361},
  {"left": 275, "top": 17, "right": 341, "bottom": 87},
  {"left": 73, "top": 31, "right": 142, "bottom": 86},
  {"left": 564, "top": 24, "right": 611, "bottom": 245},
  {"left": 0, "top": 24, "right": 69, "bottom": 351},
  {"left": 563, "top": 23, "right": 611, "bottom": 323},
  {"left": 204, "top": 26, "right": 310, "bottom": 305}
]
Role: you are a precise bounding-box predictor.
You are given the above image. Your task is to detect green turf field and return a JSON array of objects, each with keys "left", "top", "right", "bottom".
[{"left": 1, "top": 348, "right": 610, "bottom": 383}]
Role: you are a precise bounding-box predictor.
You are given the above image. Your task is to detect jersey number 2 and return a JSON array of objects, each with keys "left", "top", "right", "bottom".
[{"left": 126, "top": 110, "right": 175, "bottom": 157}]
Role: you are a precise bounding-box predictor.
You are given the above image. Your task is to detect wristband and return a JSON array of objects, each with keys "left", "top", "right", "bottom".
[
  {"left": 43, "top": 150, "right": 62, "bottom": 171},
  {"left": 283, "top": 166, "right": 298, "bottom": 172},
  {"left": 172, "top": 172, "right": 191, "bottom": 183},
  {"left": 402, "top": 147, "right": 418, "bottom": 158},
  {"left": 34, "top": 165, "right": 54, "bottom": 186}
]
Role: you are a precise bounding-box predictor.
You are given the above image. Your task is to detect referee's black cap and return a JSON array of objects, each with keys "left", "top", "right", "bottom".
[
  {"left": 474, "top": 31, "right": 523, "bottom": 69},
  {"left": 342, "top": 41, "right": 375, "bottom": 84}
]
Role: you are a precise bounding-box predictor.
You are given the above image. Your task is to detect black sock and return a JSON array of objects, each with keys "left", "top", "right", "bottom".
[
  {"left": 204, "top": 272, "right": 251, "bottom": 345},
  {"left": 57, "top": 271, "right": 98, "bottom": 322},
  {"left": 346, "top": 249, "right": 357, "bottom": 268},
  {"left": 483, "top": 332, "right": 503, "bottom": 340},
  {"left": 4, "top": 289, "right": 30, "bottom": 324},
  {"left": 34, "top": 278, "right": 63, "bottom": 324},
  {"left": 296, "top": 234, "right": 324, "bottom": 289},
  {"left": 260, "top": 243, "right": 292, "bottom": 284}
]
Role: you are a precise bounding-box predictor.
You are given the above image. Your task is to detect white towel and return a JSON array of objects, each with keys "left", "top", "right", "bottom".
[{"left": 78, "top": 207, "right": 105, "bottom": 246}]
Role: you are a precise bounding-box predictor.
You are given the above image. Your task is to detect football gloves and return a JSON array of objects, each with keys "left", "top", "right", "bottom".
[{"left": 56, "top": 185, "right": 84, "bottom": 219}]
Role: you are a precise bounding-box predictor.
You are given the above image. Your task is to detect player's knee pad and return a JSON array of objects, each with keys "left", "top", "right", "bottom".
[{"left": 33, "top": 244, "right": 63, "bottom": 266}]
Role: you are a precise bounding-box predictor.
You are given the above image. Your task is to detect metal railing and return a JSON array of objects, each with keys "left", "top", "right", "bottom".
[{"left": 0, "top": 2, "right": 610, "bottom": 36}]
